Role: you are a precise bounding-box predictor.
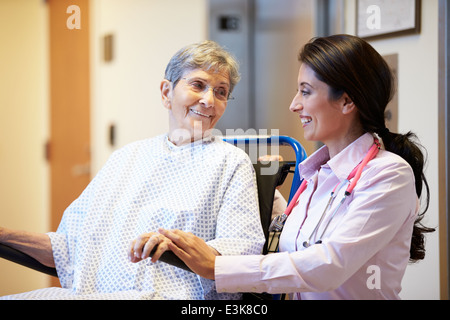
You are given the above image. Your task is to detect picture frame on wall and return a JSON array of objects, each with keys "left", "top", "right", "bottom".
[{"left": 356, "top": 0, "right": 421, "bottom": 40}]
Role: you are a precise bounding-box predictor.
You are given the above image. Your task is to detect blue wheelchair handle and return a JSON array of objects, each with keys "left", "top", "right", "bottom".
[{"left": 223, "top": 135, "right": 306, "bottom": 202}]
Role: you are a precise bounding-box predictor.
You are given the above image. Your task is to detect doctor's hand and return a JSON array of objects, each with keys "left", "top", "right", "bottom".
[
  {"left": 158, "top": 228, "right": 218, "bottom": 280},
  {"left": 128, "top": 232, "right": 172, "bottom": 264}
]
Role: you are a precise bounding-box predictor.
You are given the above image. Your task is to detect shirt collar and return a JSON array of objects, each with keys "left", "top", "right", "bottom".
[{"left": 299, "top": 133, "right": 375, "bottom": 182}]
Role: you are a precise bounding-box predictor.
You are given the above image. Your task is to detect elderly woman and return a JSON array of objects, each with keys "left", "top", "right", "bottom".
[{"left": 0, "top": 41, "right": 265, "bottom": 300}]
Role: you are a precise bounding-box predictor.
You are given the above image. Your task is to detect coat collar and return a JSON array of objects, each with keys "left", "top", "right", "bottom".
[{"left": 299, "top": 133, "right": 375, "bottom": 182}]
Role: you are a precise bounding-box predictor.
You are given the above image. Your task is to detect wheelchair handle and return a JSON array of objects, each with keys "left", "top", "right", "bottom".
[{"left": 223, "top": 135, "right": 306, "bottom": 202}]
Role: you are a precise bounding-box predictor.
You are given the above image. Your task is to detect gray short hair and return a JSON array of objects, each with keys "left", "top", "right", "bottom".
[{"left": 164, "top": 40, "right": 240, "bottom": 93}]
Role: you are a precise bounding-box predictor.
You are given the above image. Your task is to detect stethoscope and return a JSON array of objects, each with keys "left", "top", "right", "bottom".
[{"left": 269, "top": 138, "right": 381, "bottom": 248}]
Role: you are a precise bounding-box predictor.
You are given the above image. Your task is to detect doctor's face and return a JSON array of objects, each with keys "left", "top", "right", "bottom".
[
  {"left": 289, "top": 64, "right": 349, "bottom": 146},
  {"left": 161, "top": 68, "right": 230, "bottom": 145}
]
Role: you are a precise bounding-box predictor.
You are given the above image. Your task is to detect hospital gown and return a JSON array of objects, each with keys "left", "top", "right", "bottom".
[{"left": 3, "top": 135, "right": 265, "bottom": 300}]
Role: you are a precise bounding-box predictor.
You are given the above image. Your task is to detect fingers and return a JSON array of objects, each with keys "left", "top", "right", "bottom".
[
  {"left": 158, "top": 228, "right": 193, "bottom": 250},
  {"left": 158, "top": 228, "right": 214, "bottom": 260},
  {"left": 142, "top": 234, "right": 161, "bottom": 260},
  {"left": 128, "top": 229, "right": 201, "bottom": 268},
  {"left": 128, "top": 233, "right": 169, "bottom": 263},
  {"left": 158, "top": 229, "right": 193, "bottom": 261},
  {"left": 148, "top": 237, "right": 171, "bottom": 263},
  {"left": 128, "top": 239, "right": 140, "bottom": 263},
  {"left": 158, "top": 228, "right": 179, "bottom": 242},
  {"left": 158, "top": 228, "right": 217, "bottom": 280}
]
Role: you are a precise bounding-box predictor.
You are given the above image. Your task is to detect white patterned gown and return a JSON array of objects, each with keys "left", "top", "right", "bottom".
[{"left": 3, "top": 135, "right": 265, "bottom": 300}]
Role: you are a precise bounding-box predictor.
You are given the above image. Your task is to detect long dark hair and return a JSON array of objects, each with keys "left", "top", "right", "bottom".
[{"left": 298, "top": 34, "right": 434, "bottom": 263}]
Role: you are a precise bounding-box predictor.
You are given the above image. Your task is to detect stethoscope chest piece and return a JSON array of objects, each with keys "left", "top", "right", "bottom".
[{"left": 303, "top": 240, "right": 322, "bottom": 248}]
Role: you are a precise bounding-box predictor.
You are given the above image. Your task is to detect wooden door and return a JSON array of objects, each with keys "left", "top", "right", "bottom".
[{"left": 48, "top": 0, "right": 91, "bottom": 285}]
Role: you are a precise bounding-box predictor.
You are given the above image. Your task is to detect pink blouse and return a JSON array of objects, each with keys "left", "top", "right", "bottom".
[{"left": 215, "top": 133, "right": 419, "bottom": 299}]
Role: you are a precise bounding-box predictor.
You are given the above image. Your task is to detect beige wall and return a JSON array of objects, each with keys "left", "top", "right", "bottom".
[{"left": 0, "top": 0, "right": 50, "bottom": 295}]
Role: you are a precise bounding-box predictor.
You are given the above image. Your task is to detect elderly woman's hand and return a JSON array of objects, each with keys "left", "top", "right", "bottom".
[{"left": 128, "top": 232, "right": 172, "bottom": 264}]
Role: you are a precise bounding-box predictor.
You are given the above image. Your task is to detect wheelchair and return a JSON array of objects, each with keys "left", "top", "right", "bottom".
[{"left": 0, "top": 135, "right": 306, "bottom": 292}]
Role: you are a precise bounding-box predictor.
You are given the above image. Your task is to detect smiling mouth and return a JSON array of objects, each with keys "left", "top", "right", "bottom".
[
  {"left": 190, "top": 109, "right": 213, "bottom": 118},
  {"left": 301, "top": 117, "right": 312, "bottom": 125}
]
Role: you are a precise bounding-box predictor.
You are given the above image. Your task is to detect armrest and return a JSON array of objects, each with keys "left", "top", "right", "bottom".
[
  {"left": 150, "top": 249, "right": 192, "bottom": 272},
  {"left": 0, "top": 243, "right": 58, "bottom": 277},
  {"left": 0, "top": 243, "right": 191, "bottom": 276}
]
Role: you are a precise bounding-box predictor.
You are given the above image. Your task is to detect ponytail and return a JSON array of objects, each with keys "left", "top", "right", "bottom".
[{"left": 378, "top": 129, "right": 434, "bottom": 263}]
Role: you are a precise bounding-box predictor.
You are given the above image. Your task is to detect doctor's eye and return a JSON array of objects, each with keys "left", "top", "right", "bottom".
[{"left": 301, "top": 90, "right": 310, "bottom": 97}]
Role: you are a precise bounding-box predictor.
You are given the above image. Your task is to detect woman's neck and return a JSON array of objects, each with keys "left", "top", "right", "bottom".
[{"left": 326, "top": 129, "right": 365, "bottom": 159}]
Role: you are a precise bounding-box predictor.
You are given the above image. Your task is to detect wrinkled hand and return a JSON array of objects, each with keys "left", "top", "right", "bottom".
[
  {"left": 128, "top": 232, "right": 172, "bottom": 263},
  {"left": 158, "top": 228, "right": 217, "bottom": 280}
]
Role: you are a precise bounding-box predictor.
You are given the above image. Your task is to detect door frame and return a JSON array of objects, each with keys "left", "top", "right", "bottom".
[{"left": 439, "top": 0, "right": 450, "bottom": 301}]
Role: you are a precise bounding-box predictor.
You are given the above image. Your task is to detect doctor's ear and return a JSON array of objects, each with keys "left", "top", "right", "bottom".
[
  {"left": 160, "top": 80, "right": 173, "bottom": 110},
  {"left": 340, "top": 93, "right": 356, "bottom": 115}
]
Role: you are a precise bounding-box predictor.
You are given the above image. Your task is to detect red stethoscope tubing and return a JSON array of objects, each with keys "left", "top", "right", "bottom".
[{"left": 284, "top": 138, "right": 381, "bottom": 218}]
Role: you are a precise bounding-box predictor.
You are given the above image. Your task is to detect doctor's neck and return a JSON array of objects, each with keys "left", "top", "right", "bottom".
[{"left": 325, "top": 129, "right": 366, "bottom": 159}]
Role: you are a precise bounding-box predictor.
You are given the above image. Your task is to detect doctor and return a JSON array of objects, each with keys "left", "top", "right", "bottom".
[{"left": 159, "top": 34, "right": 434, "bottom": 300}]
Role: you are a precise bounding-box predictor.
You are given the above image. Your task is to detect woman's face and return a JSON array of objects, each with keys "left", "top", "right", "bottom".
[
  {"left": 161, "top": 68, "right": 230, "bottom": 145},
  {"left": 289, "top": 64, "right": 359, "bottom": 154}
]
